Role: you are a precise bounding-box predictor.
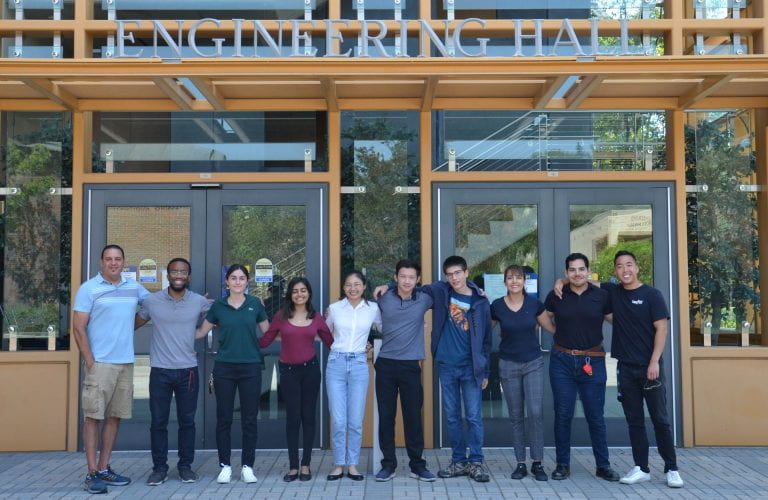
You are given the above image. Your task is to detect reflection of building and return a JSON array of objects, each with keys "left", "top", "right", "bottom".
[
  {"left": 0, "top": 1, "right": 767, "bottom": 452},
  {"left": 570, "top": 208, "right": 653, "bottom": 260}
]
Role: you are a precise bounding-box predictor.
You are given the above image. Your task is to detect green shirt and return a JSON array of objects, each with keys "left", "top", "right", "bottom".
[{"left": 206, "top": 295, "right": 269, "bottom": 364}]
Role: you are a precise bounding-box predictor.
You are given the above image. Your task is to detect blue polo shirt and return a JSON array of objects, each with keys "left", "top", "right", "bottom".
[{"left": 74, "top": 273, "right": 150, "bottom": 364}]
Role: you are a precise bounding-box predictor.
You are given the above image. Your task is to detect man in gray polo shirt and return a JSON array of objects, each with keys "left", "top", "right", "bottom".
[
  {"left": 373, "top": 259, "right": 436, "bottom": 482},
  {"left": 134, "top": 258, "right": 210, "bottom": 486}
]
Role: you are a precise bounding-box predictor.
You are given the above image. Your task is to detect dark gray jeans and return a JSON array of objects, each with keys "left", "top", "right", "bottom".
[{"left": 499, "top": 356, "right": 545, "bottom": 463}]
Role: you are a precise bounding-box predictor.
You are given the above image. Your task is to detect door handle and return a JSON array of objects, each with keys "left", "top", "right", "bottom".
[
  {"left": 538, "top": 326, "right": 550, "bottom": 352},
  {"left": 207, "top": 330, "right": 217, "bottom": 354}
]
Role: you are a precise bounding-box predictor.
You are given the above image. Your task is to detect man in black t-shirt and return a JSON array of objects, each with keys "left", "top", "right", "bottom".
[{"left": 607, "top": 251, "right": 683, "bottom": 488}]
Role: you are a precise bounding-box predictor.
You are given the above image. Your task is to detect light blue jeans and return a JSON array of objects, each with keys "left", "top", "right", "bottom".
[{"left": 325, "top": 351, "right": 369, "bottom": 466}]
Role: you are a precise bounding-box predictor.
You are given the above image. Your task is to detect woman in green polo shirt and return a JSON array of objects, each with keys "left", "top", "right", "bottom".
[{"left": 196, "top": 264, "right": 269, "bottom": 485}]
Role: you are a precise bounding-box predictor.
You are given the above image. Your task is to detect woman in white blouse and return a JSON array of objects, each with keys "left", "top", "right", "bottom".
[{"left": 325, "top": 271, "right": 382, "bottom": 481}]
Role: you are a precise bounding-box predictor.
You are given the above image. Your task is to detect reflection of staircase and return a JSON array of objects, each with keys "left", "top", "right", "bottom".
[
  {"left": 456, "top": 208, "right": 537, "bottom": 265},
  {"left": 273, "top": 247, "right": 306, "bottom": 279}
]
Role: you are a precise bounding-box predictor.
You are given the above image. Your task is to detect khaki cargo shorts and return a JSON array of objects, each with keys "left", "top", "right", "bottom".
[{"left": 81, "top": 362, "right": 133, "bottom": 420}]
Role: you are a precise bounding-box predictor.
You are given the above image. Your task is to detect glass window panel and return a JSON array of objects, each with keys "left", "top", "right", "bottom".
[
  {"left": 570, "top": 203, "right": 653, "bottom": 418},
  {"left": 0, "top": 112, "right": 71, "bottom": 352},
  {"left": 434, "top": 111, "right": 666, "bottom": 172},
  {"left": 93, "top": 0, "right": 328, "bottom": 20},
  {"left": 2, "top": 0, "right": 74, "bottom": 19},
  {"left": 686, "top": 110, "right": 760, "bottom": 347},
  {"left": 93, "top": 112, "right": 328, "bottom": 173},
  {"left": 454, "top": 204, "right": 539, "bottom": 418},
  {"left": 341, "top": 0, "right": 418, "bottom": 19},
  {"left": 431, "top": 0, "right": 662, "bottom": 20},
  {"left": 341, "top": 111, "right": 420, "bottom": 288},
  {"left": 222, "top": 204, "right": 307, "bottom": 421}
]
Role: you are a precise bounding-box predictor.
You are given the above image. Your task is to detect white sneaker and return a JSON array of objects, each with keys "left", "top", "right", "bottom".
[
  {"left": 241, "top": 465, "right": 258, "bottom": 484},
  {"left": 217, "top": 465, "right": 232, "bottom": 484},
  {"left": 666, "top": 470, "right": 684, "bottom": 488},
  {"left": 620, "top": 466, "right": 651, "bottom": 484}
]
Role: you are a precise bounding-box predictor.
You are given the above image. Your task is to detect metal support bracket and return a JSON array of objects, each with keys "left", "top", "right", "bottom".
[
  {"left": 643, "top": 147, "right": 654, "bottom": 170},
  {"left": 48, "top": 187, "right": 73, "bottom": 195},
  {"left": 7, "top": 325, "right": 18, "bottom": 352},
  {"left": 447, "top": 148, "right": 457, "bottom": 171},
  {"left": 446, "top": 0, "right": 454, "bottom": 21},
  {"left": 304, "top": 0, "right": 312, "bottom": 20},
  {"left": 0, "top": 187, "right": 21, "bottom": 195},
  {"left": 738, "top": 184, "right": 764, "bottom": 192},
  {"left": 702, "top": 319, "right": 712, "bottom": 347},
  {"left": 641, "top": 0, "right": 655, "bottom": 18},
  {"left": 393, "top": 0, "right": 402, "bottom": 20},
  {"left": 340, "top": 186, "right": 367, "bottom": 194},
  {"left": 304, "top": 148, "right": 313, "bottom": 172},
  {"left": 357, "top": 0, "right": 364, "bottom": 20},
  {"left": 685, "top": 184, "right": 709, "bottom": 193},
  {"left": 740, "top": 321, "right": 751, "bottom": 347},
  {"left": 47, "top": 325, "right": 57, "bottom": 351},
  {"left": 393, "top": 186, "right": 420, "bottom": 194}
]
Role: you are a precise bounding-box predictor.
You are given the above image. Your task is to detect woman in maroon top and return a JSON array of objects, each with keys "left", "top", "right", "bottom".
[{"left": 260, "top": 277, "right": 333, "bottom": 482}]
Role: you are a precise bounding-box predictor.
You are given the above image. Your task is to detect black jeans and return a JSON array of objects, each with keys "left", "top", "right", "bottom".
[
  {"left": 617, "top": 361, "right": 678, "bottom": 472},
  {"left": 374, "top": 357, "right": 426, "bottom": 472},
  {"left": 213, "top": 361, "right": 262, "bottom": 468},
  {"left": 149, "top": 366, "right": 199, "bottom": 473},
  {"left": 279, "top": 357, "right": 320, "bottom": 469}
]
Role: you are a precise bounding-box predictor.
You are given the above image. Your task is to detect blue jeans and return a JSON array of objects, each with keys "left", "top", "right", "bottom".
[
  {"left": 149, "top": 366, "right": 199, "bottom": 473},
  {"left": 549, "top": 349, "right": 610, "bottom": 468},
  {"left": 325, "top": 351, "right": 369, "bottom": 466},
  {"left": 438, "top": 361, "right": 484, "bottom": 463}
]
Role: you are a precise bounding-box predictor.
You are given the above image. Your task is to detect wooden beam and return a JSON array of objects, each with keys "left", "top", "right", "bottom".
[
  {"left": 421, "top": 76, "right": 439, "bottom": 112},
  {"left": 153, "top": 77, "right": 194, "bottom": 110},
  {"left": 320, "top": 77, "right": 338, "bottom": 112},
  {"left": 565, "top": 75, "right": 604, "bottom": 109},
  {"left": 678, "top": 75, "right": 735, "bottom": 109},
  {"left": 534, "top": 75, "right": 569, "bottom": 109},
  {"left": 19, "top": 78, "right": 78, "bottom": 110},
  {"left": 188, "top": 77, "right": 226, "bottom": 110}
]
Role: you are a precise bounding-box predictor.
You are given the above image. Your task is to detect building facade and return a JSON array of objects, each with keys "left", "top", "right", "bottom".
[{"left": 0, "top": 0, "right": 767, "bottom": 452}]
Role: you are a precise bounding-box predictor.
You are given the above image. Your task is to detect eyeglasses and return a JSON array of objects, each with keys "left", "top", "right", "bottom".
[
  {"left": 643, "top": 379, "right": 662, "bottom": 391},
  {"left": 169, "top": 270, "right": 189, "bottom": 277},
  {"left": 445, "top": 270, "right": 465, "bottom": 279},
  {"left": 344, "top": 283, "right": 364, "bottom": 289}
]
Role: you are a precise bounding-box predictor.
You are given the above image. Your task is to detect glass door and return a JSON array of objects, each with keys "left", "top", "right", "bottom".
[
  {"left": 433, "top": 182, "right": 678, "bottom": 448},
  {"left": 83, "top": 183, "right": 328, "bottom": 451}
]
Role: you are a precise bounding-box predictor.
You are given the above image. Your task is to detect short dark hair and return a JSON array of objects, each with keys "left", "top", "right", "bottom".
[
  {"left": 565, "top": 252, "right": 590, "bottom": 270},
  {"left": 503, "top": 265, "right": 527, "bottom": 296},
  {"left": 395, "top": 259, "right": 421, "bottom": 277},
  {"left": 614, "top": 250, "right": 637, "bottom": 265},
  {"left": 225, "top": 264, "right": 250, "bottom": 280},
  {"left": 442, "top": 255, "right": 467, "bottom": 274},
  {"left": 167, "top": 257, "right": 191, "bottom": 275},
  {"left": 281, "top": 276, "right": 316, "bottom": 319},
  {"left": 101, "top": 244, "right": 124, "bottom": 259}
]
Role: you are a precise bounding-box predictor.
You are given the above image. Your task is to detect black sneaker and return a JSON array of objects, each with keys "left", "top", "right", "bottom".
[
  {"left": 84, "top": 471, "right": 108, "bottom": 494},
  {"left": 511, "top": 463, "right": 527, "bottom": 480},
  {"left": 409, "top": 468, "right": 437, "bottom": 482},
  {"left": 438, "top": 461, "right": 469, "bottom": 478},
  {"left": 146, "top": 470, "right": 167, "bottom": 486},
  {"left": 551, "top": 464, "right": 570, "bottom": 480},
  {"left": 375, "top": 467, "right": 395, "bottom": 482},
  {"left": 178, "top": 468, "right": 198, "bottom": 483},
  {"left": 531, "top": 463, "right": 548, "bottom": 482},
  {"left": 596, "top": 467, "right": 620, "bottom": 482},
  {"left": 468, "top": 463, "right": 490, "bottom": 483},
  {"left": 98, "top": 465, "right": 131, "bottom": 486}
]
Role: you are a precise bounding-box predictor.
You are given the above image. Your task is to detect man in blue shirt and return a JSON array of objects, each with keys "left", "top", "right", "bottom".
[{"left": 73, "top": 245, "right": 149, "bottom": 495}]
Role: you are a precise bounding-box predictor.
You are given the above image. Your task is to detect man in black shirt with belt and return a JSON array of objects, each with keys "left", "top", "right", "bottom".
[
  {"left": 544, "top": 253, "right": 619, "bottom": 482},
  {"left": 606, "top": 251, "right": 683, "bottom": 488}
]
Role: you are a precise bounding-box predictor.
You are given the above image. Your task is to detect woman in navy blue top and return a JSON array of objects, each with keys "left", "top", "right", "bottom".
[{"left": 490, "top": 265, "right": 555, "bottom": 482}]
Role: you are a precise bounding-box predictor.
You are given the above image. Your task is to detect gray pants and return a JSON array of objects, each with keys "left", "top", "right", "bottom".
[{"left": 499, "top": 357, "right": 545, "bottom": 463}]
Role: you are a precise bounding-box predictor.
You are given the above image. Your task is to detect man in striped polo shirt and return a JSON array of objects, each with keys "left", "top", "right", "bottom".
[{"left": 73, "top": 244, "right": 150, "bottom": 495}]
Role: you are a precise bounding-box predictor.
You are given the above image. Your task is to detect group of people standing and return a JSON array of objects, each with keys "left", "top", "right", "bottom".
[{"left": 73, "top": 244, "right": 683, "bottom": 495}]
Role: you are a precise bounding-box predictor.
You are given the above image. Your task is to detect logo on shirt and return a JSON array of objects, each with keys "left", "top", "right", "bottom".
[
  {"left": 449, "top": 300, "right": 470, "bottom": 333},
  {"left": 631, "top": 299, "right": 644, "bottom": 305},
  {"left": 248, "top": 307, "right": 254, "bottom": 311}
]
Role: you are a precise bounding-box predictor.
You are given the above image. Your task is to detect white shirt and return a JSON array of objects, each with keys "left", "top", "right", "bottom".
[{"left": 326, "top": 298, "right": 382, "bottom": 353}]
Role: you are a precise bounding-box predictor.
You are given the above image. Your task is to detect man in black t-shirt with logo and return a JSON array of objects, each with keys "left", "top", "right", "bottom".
[
  {"left": 605, "top": 250, "right": 683, "bottom": 488},
  {"left": 555, "top": 250, "right": 684, "bottom": 488}
]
